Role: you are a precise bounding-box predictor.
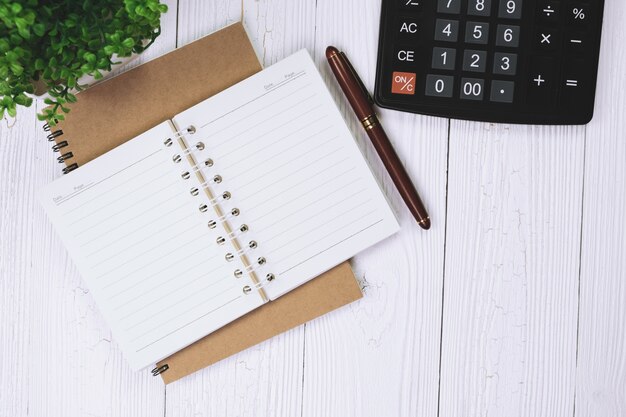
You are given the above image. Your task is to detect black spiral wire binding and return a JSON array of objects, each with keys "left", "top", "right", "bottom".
[
  {"left": 43, "top": 123, "right": 78, "bottom": 174},
  {"left": 151, "top": 364, "right": 169, "bottom": 376}
]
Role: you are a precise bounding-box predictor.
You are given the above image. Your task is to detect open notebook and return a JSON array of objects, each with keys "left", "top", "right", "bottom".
[{"left": 39, "top": 49, "right": 399, "bottom": 370}]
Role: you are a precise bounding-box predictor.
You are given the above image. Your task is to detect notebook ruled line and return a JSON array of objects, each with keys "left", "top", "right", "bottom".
[
  {"left": 117, "top": 270, "right": 233, "bottom": 322},
  {"left": 233, "top": 144, "right": 343, "bottom": 195},
  {"left": 132, "top": 285, "right": 238, "bottom": 344},
  {"left": 134, "top": 296, "right": 242, "bottom": 354},
  {"left": 97, "top": 230, "right": 211, "bottom": 282},
  {"left": 278, "top": 219, "right": 384, "bottom": 276},
  {"left": 207, "top": 84, "right": 312, "bottom": 138},
  {"left": 70, "top": 173, "right": 176, "bottom": 227},
  {"left": 124, "top": 275, "right": 233, "bottom": 333},
  {"left": 85, "top": 214, "right": 191, "bottom": 260},
  {"left": 247, "top": 169, "right": 359, "bottom": 225},
  {"left": 105, "top": 245, "right": 219, "bottom": 296},
  {"left": 240, "top": 158, "right": 353, "bottom": 205},
  {"left": 72, "top": 191, "right": 185, "bottom": 238},
  {"left": 56, "top": 149, "right": 163, "bottom": 206},
  {"left": 266, "top": 202, "right": 373, "bottom": 259},
  {"left": 80, "top": 201, "right": 188, "bottom": 250},
  {"left": 197, "top": 70, "right": 307, "bottom": 130},
  {"left": 65, "top": 159, "right": 167, "bottom": 219},
  {"left": 260, "top": 186, "right": 367, "bottom": 242},
  {"left": 213, "top": 101, "right": 321, "bottom": 155}
]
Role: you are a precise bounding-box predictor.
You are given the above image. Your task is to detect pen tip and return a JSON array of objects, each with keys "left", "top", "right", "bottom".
[
  {"left": 419, "top": 217, "right": 431, "bottom": 230},
  {"left": 326, "top": 46, "right": 339, "bottom": 59}
]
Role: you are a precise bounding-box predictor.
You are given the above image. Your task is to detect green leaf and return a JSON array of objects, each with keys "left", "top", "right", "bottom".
[
  {"left": 11, "top": 3, "right": 23, "bottom": 14},
  {"left": 32, "top": 23, "right": 46, "bottom": 37}
]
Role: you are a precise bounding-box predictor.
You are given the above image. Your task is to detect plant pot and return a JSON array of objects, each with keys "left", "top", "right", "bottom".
[{"left": 26, "top": 52, "right": 142, "bottom": 101}]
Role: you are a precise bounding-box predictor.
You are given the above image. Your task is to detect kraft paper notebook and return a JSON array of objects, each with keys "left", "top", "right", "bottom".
[{"left": 41, "top": 24, "right": 398, "bottom": 380}]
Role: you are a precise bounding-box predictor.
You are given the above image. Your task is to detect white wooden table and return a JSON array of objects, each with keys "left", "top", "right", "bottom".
[{"left": 1, "top": 1, "right": 625, "bottom": 416}]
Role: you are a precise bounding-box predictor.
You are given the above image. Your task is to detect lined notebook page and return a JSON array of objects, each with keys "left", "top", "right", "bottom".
[
  {"left": 173, "top": 50, "right": 399, "bottom": 299},
  {"left": 39, "top": 122, "right": 265, "bottom": 370}
]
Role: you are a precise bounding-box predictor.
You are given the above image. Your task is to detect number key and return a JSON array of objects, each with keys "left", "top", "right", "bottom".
[
  {"left": 465, "top": 22, "right": 489, "bottom": 44},
  {"left": 499, "top": 0, "right": 522, "bottom": 19},
  {"left": 463, "top": 50, "right": 487, "bottom": 72},
  {"left": 493, "top": 52, "right": 518, "bottom": 75},
  {"left": 468, "top": 0, "right": 492, "bottom": 16},
  {"left": 432, "top": 47, "right": 457, "bottom": 70},
  {"left": 434, "top": 19, "right": 459, "bottom": 42},
  {"left": 496, "top": 24, "right": 520, "bottom": 47},
  {"left": 460, "top": 78, "right": 485, "bottom": 100},
  {"left": 425, "top": 74, "right": 454, "bottom": 97},
  {"left": 438, "top": 0, "right": 461, "bottom": 14}
]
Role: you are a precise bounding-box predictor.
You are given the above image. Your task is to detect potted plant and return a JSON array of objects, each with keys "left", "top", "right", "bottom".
[{"left": 0, "top": 0, "right": 168, "bottom": 126}]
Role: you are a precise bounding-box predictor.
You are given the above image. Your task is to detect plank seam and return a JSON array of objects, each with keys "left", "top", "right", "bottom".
[
  {"left": 435, "top": 118, "right": 452, "bottom": 417},
  {"left": 572, "top": 125, "right": 589, "bottom": 417}
]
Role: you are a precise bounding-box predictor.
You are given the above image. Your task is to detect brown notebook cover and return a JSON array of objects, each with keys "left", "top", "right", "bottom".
[{"left": 48, "top": 23, "right": 362, "bottom": 383}]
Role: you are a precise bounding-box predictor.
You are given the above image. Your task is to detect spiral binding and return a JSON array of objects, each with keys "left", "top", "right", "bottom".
[
  {"left": 151, "top": 125, "right": 276, "bottom": 377},
  {"left": 43, "top": 122, "right": 78, "bottom": 174}
]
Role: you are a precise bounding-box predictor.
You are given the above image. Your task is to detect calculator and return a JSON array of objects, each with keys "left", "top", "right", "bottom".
[{"left": 373, "top": 0, "right": 606, "bottom": 124}]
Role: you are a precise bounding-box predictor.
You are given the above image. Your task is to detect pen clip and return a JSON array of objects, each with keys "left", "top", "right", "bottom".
[{"left": 339, "top": 52, "right": 375, "bottom": 106}]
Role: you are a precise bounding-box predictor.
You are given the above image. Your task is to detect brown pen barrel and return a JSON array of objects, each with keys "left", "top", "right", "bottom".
[
  {"left": 326, "top": 46, "right": 430, "bottom": 229},
  {"left": 367, "top": 121, "right": 430, "bottom": 228},
  {"left": 326, "top": 47, "right": 372, "bottom": 121}
]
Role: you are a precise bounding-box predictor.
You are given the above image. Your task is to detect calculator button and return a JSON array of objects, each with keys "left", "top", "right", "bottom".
[
  {"left": 467, "top": 0, "right": 492, "bottom": 17},
  {"left": 391, "top": 71, "right": 417, "bottom": 95},
  {"left": 566, "top": 32, "right": 588, "bottom": 54},
  {"left": 462, "top": 50, "right": 487, "bottom": 72},
  {"left": 438, "top": 0, "right": 461, "bottom": 14},
  {"left": 399, "top": 0, "right": 424, "bottom": 12},
  {"left": 537, "top": 1, "right": 560, "bottom": 23},
  {"left": 527, "top": 57, "right": 557, "bottom": 105},
  {"left": 567, "top": 4, "right": 590, "bottom": 27},
  {"left": 490, "top": 80, "right": 515, "bottom": 103},
  {"left": 432, "top": 47, "right": 457, "bottom": 70},
  {"left": 434, "top": 19, "right": 460, "bottom": 42},
  {"left": 465, "top": 22, "right": 490, "bottom": 44},
  {"left": 496, "top": 25, "right": 521, "bottom": 47},
  {"left": 395, "top": 47, "right": 418, "bottom": 63},
  {"left": 498, "top": 0, "right": 522, "bottom": 19},
  {"left": 561, "top": 59, "right": 590, "bottom": 102},
  {"left": 493, "top": 52, "right": 518, "bottom": 75},
  {"left": 535, "top": 28, "right": 560, "bottom": 51},
  {"left": 460, "top": 78, "right": 485, "bottom": 100},
  {"left": 398, "top": 17, "right": 421, "bottom": 41},
  {"left": 425, "top": 74, "right": 454, "bottom": 97}
]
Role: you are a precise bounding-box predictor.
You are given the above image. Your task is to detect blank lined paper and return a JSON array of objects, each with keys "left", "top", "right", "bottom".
[
  {"left": 173, "top": 50, "right": 399, "bottom": 299},
  {"left": 40, "top": 50, "right": 398, "bottom": 371},
  {"left": 39, "top": 122, "right": 264, "bottom": 370}
]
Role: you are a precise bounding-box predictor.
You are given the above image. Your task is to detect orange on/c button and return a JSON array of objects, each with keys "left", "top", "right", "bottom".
[{"left": 391, "top": 71, "right": 416, "bottom": 95}]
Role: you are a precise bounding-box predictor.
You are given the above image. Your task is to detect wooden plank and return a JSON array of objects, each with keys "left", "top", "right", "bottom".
[
  {"left": 0, "top": 2, "right": 178, "bottom": 416},
  {"left": 164, "top": 1, "right": 315, "bottom": 416},
  {"left": 439, "top": 119, "right": 585, "bottom": 416},
  {"left": 575, "top": 1, "right": 626, "bottom": 415},
  {"left": 302, "top": 1, "right": 448, "bottom": 416}
]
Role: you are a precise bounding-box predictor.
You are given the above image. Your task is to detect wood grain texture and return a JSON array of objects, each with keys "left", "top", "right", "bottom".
[
  {"left": 0, "top": 2, "right": 177, "bottom": 416},
  {"left": 301, "top": 1, "right": 448, "bottom": 416},
  {"left": 440, "top": 121, "right": 585, "bottom": 417},
  {"left": 575, "top": 0, "right": 626, "bottom": 416},
  {"left": 2, "top": 1, "right": 626, "bottom": 416},
  {"left": 163, "top": 1, "right": 314, "bottom": 416}
]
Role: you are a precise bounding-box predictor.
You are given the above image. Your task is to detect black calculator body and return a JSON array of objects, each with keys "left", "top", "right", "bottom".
[{"left": 374, "top": 0, "right": 606, "bottom": 124}]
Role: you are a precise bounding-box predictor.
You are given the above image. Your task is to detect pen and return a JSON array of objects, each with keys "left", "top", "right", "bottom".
[{"left": 325, "top": 46, "right": 431, "bottom": 230}]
